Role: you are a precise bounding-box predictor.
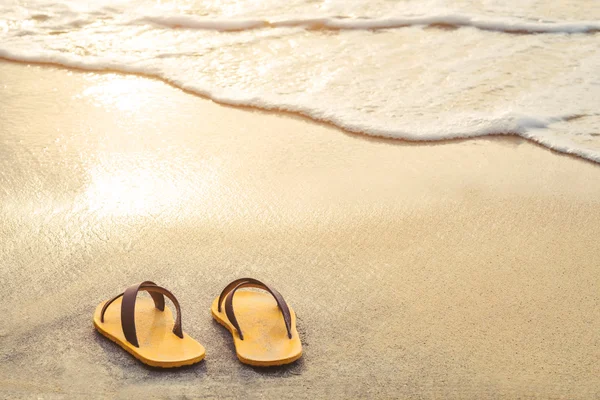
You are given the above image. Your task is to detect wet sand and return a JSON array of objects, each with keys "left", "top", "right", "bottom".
[{"left": 1, "top": 61, "right": 599, "bottom": 399}]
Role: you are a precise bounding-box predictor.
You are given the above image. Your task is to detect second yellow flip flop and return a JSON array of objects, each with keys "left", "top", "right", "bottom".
[{"left": 211, "top": 278, "right": 302, "bottom": 367}]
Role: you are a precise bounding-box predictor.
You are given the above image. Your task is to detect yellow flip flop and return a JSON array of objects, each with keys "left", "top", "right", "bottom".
[
  {"left": 93, "top": 281, "right": 205, "bottom": 368},
  {"left": 211, "top": 278, "right": 302, "bottom": 367}
]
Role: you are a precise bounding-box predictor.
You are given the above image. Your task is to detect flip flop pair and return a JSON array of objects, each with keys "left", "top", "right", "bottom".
[{"left": 93, "top": 278, "right": 302, "bottom": 368}]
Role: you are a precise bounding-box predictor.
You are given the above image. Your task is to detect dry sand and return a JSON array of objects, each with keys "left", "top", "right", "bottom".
[{"left": 0, "top": 61, "right": 599, "bottom": 399}]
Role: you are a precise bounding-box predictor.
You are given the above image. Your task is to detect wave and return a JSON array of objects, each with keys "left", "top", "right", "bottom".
[
  {"left": 1, "top": 48, "right": 599, "bottom": 163},
  {"left": 135, "top": 14, "right": 600, "bottom": 35}
]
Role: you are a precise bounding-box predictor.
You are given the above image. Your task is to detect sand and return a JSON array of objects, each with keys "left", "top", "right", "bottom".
[{"left": 0, "top": 60, "right": 599, "bottom": 399}]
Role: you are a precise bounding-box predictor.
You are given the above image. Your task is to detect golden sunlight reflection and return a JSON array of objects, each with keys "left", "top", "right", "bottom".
[
  {"left": 77, "top": 73, "right": 224, "bottom": 218},
  {"left": 80, "top": 75, "right": 157, "bottom": 112},
  {"left": 85, "top": 164, "right": 181, "bottom": 217},
  {"left": 83, "top": 153, "right": 222, "bottom": 218}
]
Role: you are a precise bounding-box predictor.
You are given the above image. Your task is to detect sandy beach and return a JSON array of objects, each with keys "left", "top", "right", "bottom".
[{"left": 1, "top": 60, "right": 599, "bottom": 399}]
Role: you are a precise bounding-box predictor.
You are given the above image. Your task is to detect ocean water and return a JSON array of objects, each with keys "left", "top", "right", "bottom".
[{"left": 1, "top": 0, "right": 599, "bottom": 162}]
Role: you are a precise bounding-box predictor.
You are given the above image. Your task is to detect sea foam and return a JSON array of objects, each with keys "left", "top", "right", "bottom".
[
  {"left": 137, "top": 14, "right": 600, "bottom": 34},
  {"left": 1, "top": 1, "right": 599, "bottom": 163}
]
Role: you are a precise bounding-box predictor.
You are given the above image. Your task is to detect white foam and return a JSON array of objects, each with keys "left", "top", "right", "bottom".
[
  {"left": 138, "top": 16, "right": 267, "bottom": 32},
  {"left": 137, "top": 14, "right": 600, "bottom": 34},
  {"left": 1, "top": 46, "right": 599, "bottom": 163},
  {"left": 1, "top": 1, "right": 600, "bottom": 163}
]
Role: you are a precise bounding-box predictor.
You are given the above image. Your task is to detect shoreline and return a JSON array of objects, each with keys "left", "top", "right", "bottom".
[
  {"left": 1, "top": 56, "right": 597, "bottom": 166},
  {"left": 1, "top": 60, "right": 599, "bottom": 399}
]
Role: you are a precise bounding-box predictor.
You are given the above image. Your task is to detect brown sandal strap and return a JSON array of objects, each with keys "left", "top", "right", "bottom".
[
  {"left": 101, "top": 281, "right": 184, "bottom": 348},
  {"left": 222, "top": 278, "right": 292, "bottom": 341},
  {"left": 217, "top": 278, "right": 257, "bottom": 312},
  {"left": 100, "top": 281, "right": 164, "bottom": 322}
]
